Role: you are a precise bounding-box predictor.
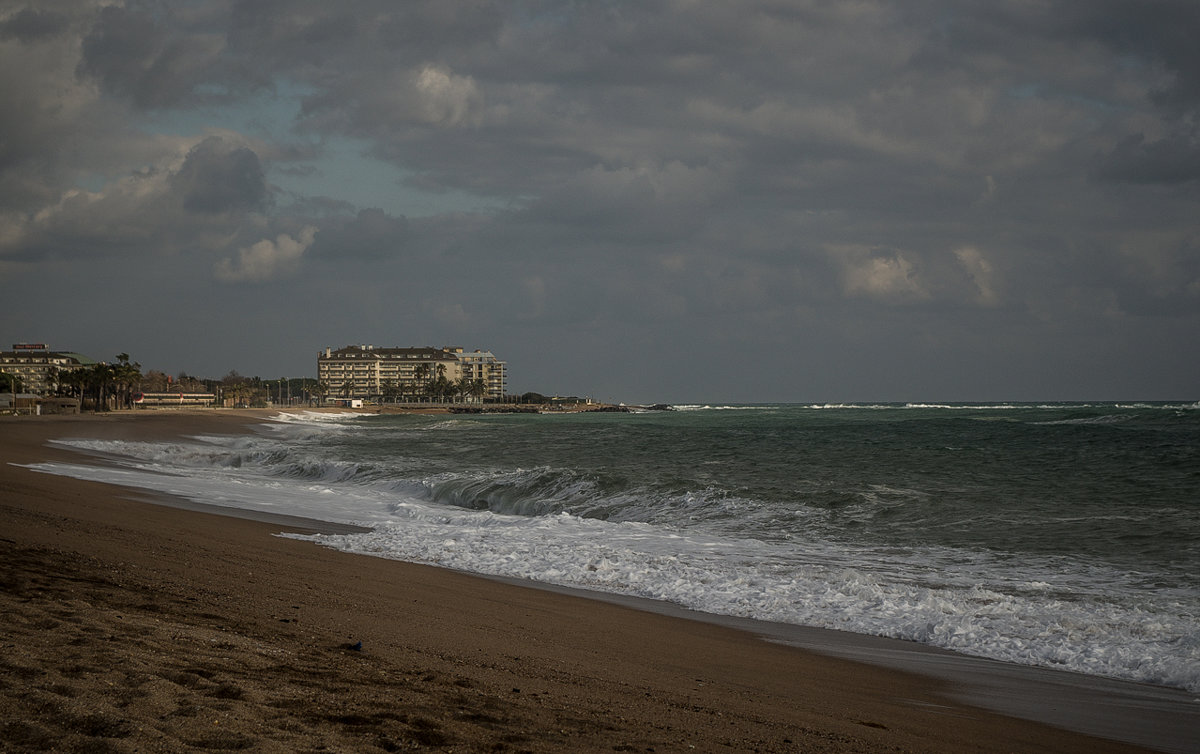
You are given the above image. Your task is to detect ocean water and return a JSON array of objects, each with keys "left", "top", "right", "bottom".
[{"left": 26, "top": 403, "right": 1200, "bottom": 693}]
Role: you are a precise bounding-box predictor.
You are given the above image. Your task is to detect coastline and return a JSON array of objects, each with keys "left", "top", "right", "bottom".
[{"left": 0, "top": 411, "right": 1188, "bottom": 752}]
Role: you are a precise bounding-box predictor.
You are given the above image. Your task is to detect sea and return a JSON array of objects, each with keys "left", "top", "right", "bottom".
[{"left": 25, "top": 402, "right": 1200, "bottom": 694}]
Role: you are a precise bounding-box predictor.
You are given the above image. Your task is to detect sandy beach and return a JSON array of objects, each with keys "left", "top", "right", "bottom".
[{"left": 0, "top": 411, "right": 1178, "bottom": 752}]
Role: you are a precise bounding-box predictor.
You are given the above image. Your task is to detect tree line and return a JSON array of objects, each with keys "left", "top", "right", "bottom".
[
  {"left": 10, "top": 354, "right": 327, "bottom": 411},
  {"left": 40, "top": 353, "right": 145, "bottom": 411},
  {"left": 3, "top": 354, "right": 554, "bottom": 411}
]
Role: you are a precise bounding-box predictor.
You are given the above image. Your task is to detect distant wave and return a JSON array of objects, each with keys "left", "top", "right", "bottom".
[
  {"left": 268, "top": 411, "right": 367, "bottom": 424},
  {"left": 804, "top": 403, "right": 1029, "bottom": 410},
  {"left": 672, "top": 404, "right": 779, "bottom": 411},
  {"left": 904, "top": 403, "right": 1029, "bottom": 410},
  {"left": 806, "top": 402, "right": 1198, "bottom": 411},
  {"left": 1032, "top": 414, "right": 1131, "bottom": 426}
]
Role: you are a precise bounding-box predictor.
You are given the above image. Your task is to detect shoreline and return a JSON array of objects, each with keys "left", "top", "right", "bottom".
[
  {"left": 502, "top": 578, "right": 1199, "bottom": 752},
  {"left": 2, "top": 411, "right": 1193, "bottom": 752}
]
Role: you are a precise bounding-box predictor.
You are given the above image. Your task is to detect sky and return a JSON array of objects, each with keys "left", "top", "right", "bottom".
[{"left": 1, "top": 1, "right": 1198, "bottom": 403}]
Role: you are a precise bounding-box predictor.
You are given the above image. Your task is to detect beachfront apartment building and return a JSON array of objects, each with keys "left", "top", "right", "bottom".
[
  {"left": 0, "top": 344, "right": 97, "bottom": 394},
  {"left": 457, "top": 348, "right": 508, "bottom": 402},
  {"left": 317, "top": 345, "right": 507, "bottom": 402}
]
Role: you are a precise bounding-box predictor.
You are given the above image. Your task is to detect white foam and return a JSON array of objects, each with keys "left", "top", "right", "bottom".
[
  {"left": 1032, "top": 414, "right": 1131, "bottom": 426},
  {"left": 672, "top": 404, "right": 778, "bottom": 411},
  {"left": 289, "top": 513, "right": 1199, "bottom": 693},
  {"left": 268, "top": 410, "right": 367, "bottom": 423},
  {"left": 23, "top": 427, "right": 1200, "bottom": 695}
]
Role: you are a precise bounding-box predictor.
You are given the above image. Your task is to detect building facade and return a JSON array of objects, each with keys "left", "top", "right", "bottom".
[
  {"left": 456, "top": 348, "right": 508, "bottom": 402},
  {"left": 317, "top": 345, "right": 507, "bottom": 402},
  {"left": 0, "top": 344, "right": 96, "bottom": 395}
]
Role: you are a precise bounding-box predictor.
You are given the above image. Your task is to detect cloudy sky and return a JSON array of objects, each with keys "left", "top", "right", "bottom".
[{"left": 2, "top": 1, "right": 1198, "bottom": 402}]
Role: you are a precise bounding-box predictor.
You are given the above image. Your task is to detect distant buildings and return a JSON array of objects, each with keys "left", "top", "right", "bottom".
[
  {"left": 456, "top": 348, "right": 508, "bottom": 401},
  {"left": 317, "top": 345, "right": 507, "bottom": 402},
  {"left": 3, "top": 341, "right": 510, "bottom": 406},
  {"left": 0, "top": 343, "right": 96, "bottom": 394}
]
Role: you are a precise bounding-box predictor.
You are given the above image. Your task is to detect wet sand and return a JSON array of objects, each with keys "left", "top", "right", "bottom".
[{"left": 0, "top": 411, "right": 1187, "bottom": 752}]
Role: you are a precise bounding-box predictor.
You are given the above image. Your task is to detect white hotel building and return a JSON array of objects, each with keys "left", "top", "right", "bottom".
[
  {"left": 0, "top": 344, "right": 96, "bottom": 394},
  {"left": 317, "top": 345, "right": 507, "bottom": 402}
]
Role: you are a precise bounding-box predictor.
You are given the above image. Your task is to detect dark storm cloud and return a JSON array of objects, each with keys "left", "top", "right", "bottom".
[
  {"left": 2, "top": 1, "right": 1198, "bottom": 398},
  {"left": 1093, "top": 131, "right": 1200, "bottom": 185},
  {"left": 172, "top": 137, "right": 271, "bottom": 214},
  {"left": 77, "top": 2, "right": 265, "bottom": 109},
  {"left": 309, "top": 208, "right": 410, "bottom": 260},
  {"left": 1049, "top": 0, "right": 1200, "bottom": 114},
  {"left": 226, "top": 1, "right": 362, "bottom": 69},
  {"left": 0, "top": 8, "right": 69, "bottom": 41}
]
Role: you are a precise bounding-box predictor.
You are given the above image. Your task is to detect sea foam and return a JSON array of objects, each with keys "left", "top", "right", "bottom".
[{"left": 25, "top": 406, "right": 1200, "bottom": 694}]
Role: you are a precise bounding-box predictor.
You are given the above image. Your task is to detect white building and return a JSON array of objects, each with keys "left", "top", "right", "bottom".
[
  {"left": 0, "top": 344, "right": 96, "bottom": 395},
  {"left": 317, "top": 345, "right": 507, "bottom": 402},
  {"left": 455, "top": 348, "right": 508, "bottom": 402}
]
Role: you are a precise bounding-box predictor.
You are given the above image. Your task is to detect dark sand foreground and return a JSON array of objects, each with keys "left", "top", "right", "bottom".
[{"left": 0, "top": 411, "right": 1184, "bottom": 752}]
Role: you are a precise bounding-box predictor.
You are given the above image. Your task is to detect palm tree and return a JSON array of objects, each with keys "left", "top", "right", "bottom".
[
  {"left": 470, "top": 378, "right": 486, "bottom": 404},
  {"left": 427, "top": 363, "right": 449, "bottom": 403},
  {"left": 381, "top": 379, "right": 399, "bottom": 404},
  {"left": 56, "top": 368, "right": 84, "bottom": 401},
  {"left": 227, "top": 383, "right": 253, "bottom": 408},
  {"left": 414, "top": 363, "right": 431, "bottom": 403},
  {"left": 453, "top": 377, "right": 485, "bottom": 404},
  {"left": 83, "top": 363, "right": 115, "bottom": 411},
  {"left": 112, "top": 354, "right": 142, "bottom": 409},
  {"left": 434, "top": 363, "right": 447, "bottom": 403},
  {"left": 311, "top": 380, "right": 330, "bottom": 407}
]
